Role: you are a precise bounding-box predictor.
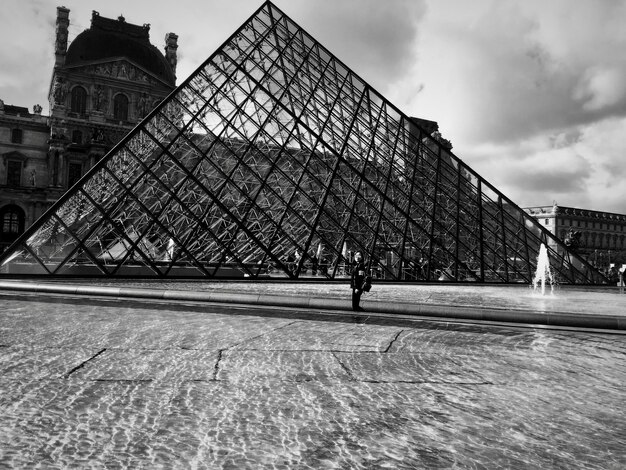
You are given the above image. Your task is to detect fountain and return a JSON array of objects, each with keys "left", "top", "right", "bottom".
[{"left": 533, "top": 243, "right": 555, "bottom": 295}]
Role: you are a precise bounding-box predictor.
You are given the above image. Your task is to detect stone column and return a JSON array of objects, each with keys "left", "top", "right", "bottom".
[
  {"left": 55, "top": 7, "right": 70, "bottom": 67},
  {"left": 164, "top": 32, "right": 179, "bottom": 78}
]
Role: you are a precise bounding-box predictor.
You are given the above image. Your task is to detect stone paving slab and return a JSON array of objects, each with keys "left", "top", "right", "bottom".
[{"left": 1, "top": 295, "right": 625, "bottom": 469}]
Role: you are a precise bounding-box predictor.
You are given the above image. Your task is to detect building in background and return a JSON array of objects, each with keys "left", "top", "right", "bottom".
[
  {"left": 525, "top": 204, "right": 626, "bottom": 276},
  {"left": 0, "top": 7, "right": 177, "bottom": 252}
]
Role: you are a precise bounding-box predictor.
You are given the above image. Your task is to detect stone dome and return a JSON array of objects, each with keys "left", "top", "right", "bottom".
[{"left": 65, "top": 12, "right": 175, "bottom": 86}]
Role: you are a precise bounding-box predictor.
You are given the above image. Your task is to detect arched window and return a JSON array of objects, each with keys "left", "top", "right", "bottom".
[
  {"left": 113, "top": 94, "right": 129, "bottom": 121},
  {"left": 70, "top": 86, "right": 87, "bottom": 115}
]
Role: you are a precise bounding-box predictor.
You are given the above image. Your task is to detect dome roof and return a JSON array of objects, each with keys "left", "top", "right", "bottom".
[{"left": 65, "top": 12, "right": 175, "bottom": 86}]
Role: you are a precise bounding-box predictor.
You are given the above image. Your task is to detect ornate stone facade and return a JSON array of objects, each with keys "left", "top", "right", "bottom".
[
  {"left": 525, "top": 204, "right": 626, "bottom": 269},
  {"left": 0, "top": 8, "right": 177, "bottom": 252}
]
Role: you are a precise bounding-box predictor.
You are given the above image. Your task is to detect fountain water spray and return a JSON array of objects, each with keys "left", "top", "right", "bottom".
[{"left": 533, "top": 243, "right": 554, "bottom": 295}]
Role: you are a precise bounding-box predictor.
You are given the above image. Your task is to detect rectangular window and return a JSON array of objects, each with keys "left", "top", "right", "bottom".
[
  {"left": 67, "top": 162, "right": 83, "bottom": 187},
  {"left": 10, "top": 128, "right": 23, "bottom": 144},
  {"left": 6, "top": 161, "right": 22, "bottom": 186},
  {"left": 71, "top": 130, "right": 83, "bottom": 144}
]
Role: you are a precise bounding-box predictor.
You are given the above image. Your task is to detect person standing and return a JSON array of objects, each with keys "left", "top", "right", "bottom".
[
  {"left": 350, "top": 251, "right": 366, "bottom": 311},
  {"left": 293, "top": 249, "right": 302, "bottom": 275}
]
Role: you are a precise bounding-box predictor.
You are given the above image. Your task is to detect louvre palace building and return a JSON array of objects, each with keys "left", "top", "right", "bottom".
[
  {"left": 524, "top": 204, "right": 626, "bottom": 273},
  {"left": 0, "top": 7, "right": 178, "bottom": 252},
  {"left": 0, "top": 2, "right": 616, "bottom": 284}
]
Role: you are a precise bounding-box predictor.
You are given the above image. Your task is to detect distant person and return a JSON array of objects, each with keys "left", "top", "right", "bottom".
[
  {"left": 350, "top": 251, "right": 366, "bottom": 311},
  {"left": 286, "top": 253, "right": 294, "bottom": 274},
  {"left": 293, "top": 249, "right": 302, "bottom": 274},
  {"left": 311, "top": 253, "right": 318, "bottom": 275},
  {"left": 319, "top": 257, "right": 328, "bottom": 276},
  {"left": 419, "top": 257, "right": 428, "bottom": 279}
]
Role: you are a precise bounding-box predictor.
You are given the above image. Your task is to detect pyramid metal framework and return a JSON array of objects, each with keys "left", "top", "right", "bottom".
[{"left": 0, "top": 2, "right": 605, "bottom": 283}]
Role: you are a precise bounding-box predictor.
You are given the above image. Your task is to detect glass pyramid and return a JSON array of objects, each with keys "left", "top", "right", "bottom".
[{"left": 0, "top": 1, "right": 604, "bottom": 283}]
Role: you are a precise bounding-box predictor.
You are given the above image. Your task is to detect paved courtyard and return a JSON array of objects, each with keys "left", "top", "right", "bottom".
[{"left": 1, "top": 289, "right": 625, "bottom": 469}]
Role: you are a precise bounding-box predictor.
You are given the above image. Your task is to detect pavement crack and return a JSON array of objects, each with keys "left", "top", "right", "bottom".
[
  {"left": 64, "top": 348, "right": 107, "bottom": 378},
  {"left": 384, "top": 330, "right": 404, "bottom": 353},
  {"left": 212, "top": 349, "right": 224, "bottom": 381},
  {"left": 331, "top": 351, "right": 356, "bottom": 381},
  {"left": 93, "top": 379, "right": 153, "bottom": 383},
  {"left": 361, "top": 379, "right": 496, "bottom": 385}
]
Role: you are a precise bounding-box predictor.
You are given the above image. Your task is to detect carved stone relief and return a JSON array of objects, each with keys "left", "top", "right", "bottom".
[
  {"left": 137, "top": 93, "right": 156, "bottom": 118},
  {"left": 92, "top": 85, "right": 108, "bottom": 112},
  {"left": 52, "top": 78, "right": 69, "bottom": 104},
  {"left": 88, "top": 61, "right": 153, "bottom": 84}
]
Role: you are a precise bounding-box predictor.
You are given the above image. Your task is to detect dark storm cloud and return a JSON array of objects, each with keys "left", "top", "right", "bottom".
[
  {"left": 411, "top": 0, "right": 626, "bottom": 148},
  {"left": 404, "top": 0, "right": 626, "bottom": 212},
  {"left": 482, "top": 148, "right": 593, "bottom": 210},
  {"left": 549, "top": 130, "right": 582, "bottom": 149},
  {"left": 468, "top": 1, "right": 626, "bottom": 145},
  {"left": 292, "top": 0, "right": 427, "bottom": 92},
  {"left": 507, "top": 166, "right": 590, "bottom": 195}
]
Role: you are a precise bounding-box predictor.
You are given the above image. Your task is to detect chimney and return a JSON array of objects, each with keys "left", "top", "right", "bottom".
[
  {"left": 55, "top": 6, "right": 70, "bottom": 67},
  {"left": 164, "top": 32, "right": 178, "bottom": 79}
]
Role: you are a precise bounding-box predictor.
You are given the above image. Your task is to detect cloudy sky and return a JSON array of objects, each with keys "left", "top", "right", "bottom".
[{"left": 2, "top": 0, "right": 625, "bottom": 213}]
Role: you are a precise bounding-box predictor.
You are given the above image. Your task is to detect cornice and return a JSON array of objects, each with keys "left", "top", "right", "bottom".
[
  {"left": 0, "top": 114, "right": 48, "bottom": 130},
  {"left": 558, "top": 207, "right": 626, "bottom": 221},
  {"left": 1, "top": 150, "right": 29, "bottom": 159},
  {"left": 525, "top": 205, "right": 626, "bottom": 221},
  {"left": 48, "top": 115, "right": 134, "bottom": 133}
]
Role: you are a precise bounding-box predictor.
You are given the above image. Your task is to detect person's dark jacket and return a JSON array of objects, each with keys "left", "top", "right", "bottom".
[{"left": 351, "top": 260, "right": 366, "bottom": 291}]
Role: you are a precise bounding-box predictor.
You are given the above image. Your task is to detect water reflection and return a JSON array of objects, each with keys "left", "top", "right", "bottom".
[{"left": 1, "top": 296, "right": 625, "bottom": 468}]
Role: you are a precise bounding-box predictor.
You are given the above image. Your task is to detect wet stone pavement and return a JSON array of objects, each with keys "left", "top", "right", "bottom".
[
  {"left": 88, "top": 280, "right": 626, "bottom": 317},
  {"left": 1, "top": 293, "right": 625, "bottom": 469}
]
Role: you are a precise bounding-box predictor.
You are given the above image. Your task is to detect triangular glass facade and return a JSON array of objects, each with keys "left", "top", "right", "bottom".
[{"left": 0, "top": 2, "right": 604, "bottom": 283}]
